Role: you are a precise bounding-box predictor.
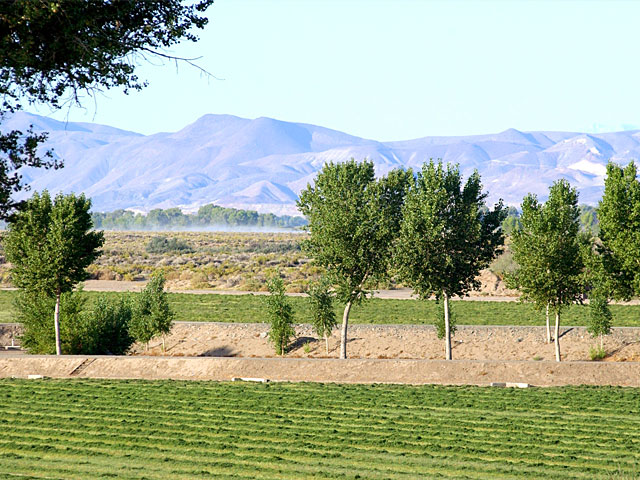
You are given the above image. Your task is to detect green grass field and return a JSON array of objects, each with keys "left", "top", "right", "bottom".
[
  {"left": 0, "top": 379, "right": 637, "bottom": 479},
  {"left": 1, "top": 289, "right": 639, "bottom": 326}
]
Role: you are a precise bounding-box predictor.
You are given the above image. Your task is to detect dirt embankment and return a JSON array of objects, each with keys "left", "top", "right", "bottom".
[
  {"left": 132, "top": 323, "right": 640, "bottom": 363},
  {"left": 4, "top": 323, "right": 640, "bottom": 362},
  {"left": 3, "top": 323, "right": 639, "bottom": 386},
  {"left": 1, "top": 355, "right": 640, "bottom": 387}
]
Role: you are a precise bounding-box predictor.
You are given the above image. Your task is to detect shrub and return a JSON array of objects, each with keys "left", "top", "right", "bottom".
[
  {"left": 15, "top": 289, "right": 86, "bottom": 354},
  {"left": 264, "top": 275, "right": 295, "bottom": 355},
  {"left": 129, "top": 272, "right": 174, "bottom": 350},
  {"left": 145, "top": 236, "right": 194, "bottom": 254},
  {"left": 83, "top": 295, "right": 134, "bottom": 355},
  {"left": 308, "top": 276, "right": 336, "bottom": 354},
  {"left": 16, "top": 288, "right": 136, "bottom": 355}
]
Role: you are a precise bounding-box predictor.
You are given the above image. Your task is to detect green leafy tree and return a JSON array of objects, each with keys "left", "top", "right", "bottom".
[
  {"left": 308, "top": 276, "right": 337, "bottom": 355},
  {"left": 129, "top": 272, "right": 174, "bottom": 351},
  {"left": 395, "top": 161, "right": 505, "bottom": 360},
  {"left": 297, "top": 159, "right": 411, "bottom": 359},
  {"left": 508, "top": 180, "right": 587, "bottom": 362},
  {"left": 264, "top": 275, "right": 295, "bottom": 355},
  {"left": 0, "top": 0, "right": 213, "bottom": 219},
  {"left": 597, "top": 161, "right": 640, "bottom": 300},
  {"left": 4, "top": 190, "right": 104, "bottom": 355},
  {"left": 588, "top": 296, "right": 612, "bottom": 351}
]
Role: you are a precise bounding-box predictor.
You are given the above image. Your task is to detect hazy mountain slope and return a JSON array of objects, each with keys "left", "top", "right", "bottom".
[{"left": 4, "top": 111, "right": 640, "bottom": 215}]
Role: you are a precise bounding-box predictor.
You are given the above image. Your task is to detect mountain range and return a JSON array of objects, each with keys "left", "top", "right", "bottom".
[{"left": 3, "top": 111, "right": 640, "bottom": 215}]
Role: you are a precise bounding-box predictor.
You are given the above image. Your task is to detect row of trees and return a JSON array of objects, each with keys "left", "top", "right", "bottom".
[
  {"left": 91, "top": 204, "right": 307, "bottom": 230},
  {"left": 288, "top": 158, "right": 640, "bottom": 362},
  {"left": 297, "top": 159, "right": 506, "bottom": 360},
  {"left": 4, "top": 191, "right": 173, "bottom": 355},
  {"left": 508, "top": 162, "right": 640, "bottom": 361}
]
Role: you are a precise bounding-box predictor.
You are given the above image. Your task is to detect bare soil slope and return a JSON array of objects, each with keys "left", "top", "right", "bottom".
[{"left": 131, "top": 323, "right": 640, "bottom": 363}]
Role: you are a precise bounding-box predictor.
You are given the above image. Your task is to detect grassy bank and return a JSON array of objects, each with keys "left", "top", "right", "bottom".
[{"left": 1, "top": 289, "right": 639, "bottom": 326}]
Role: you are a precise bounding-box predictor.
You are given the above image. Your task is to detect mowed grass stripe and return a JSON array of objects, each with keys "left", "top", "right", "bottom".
[
  {"left": 8, "top": 399, "right": 640, "bottom": 460},
  {"left": 7, "top": 403, "right": 640, "bottom": 462},
  {"left": 5, "top": 414, "right": 637, "bottom": 478},
  {"left": 14, "top": 381, "right": 640, "bottom": 417},
  {"left": 0, "top": 435, "right": 595, "bottom": 480},
  {"left": 1, "top": 380, "right": 638, "bottom": 479},
  {"left": 8, "top": 389, "right": 640, "bottom": 456},
  {"left": 10, "top": 390, "right": 640, "bottom": 443},
  {"left": 1, "top": 289, "right": 640, "bottom": 325},
  {"left": 4, "top": 418, "right": 636, "bottom": 477},
  {"left": 1, "top": 438, "right": 511, "bottom": 480}
]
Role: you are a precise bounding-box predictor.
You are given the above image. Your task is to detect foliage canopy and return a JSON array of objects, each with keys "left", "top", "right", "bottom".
[
  {"left": 395, "top": 160, "right": 505, "bottom": 359},
  {"left": 0, "top": 0, "right": 214, "bottom": 220},
  {"left": 597, "top": 161, "right": 640, "bottom": 300},
  {"left": 297, "top": 159, "right": 411, "bottom": 358},
  {"left": 129, "top": 272, "right": 174, "bottom": 348}
]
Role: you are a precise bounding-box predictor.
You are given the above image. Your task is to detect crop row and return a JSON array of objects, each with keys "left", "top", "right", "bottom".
[{"left": 0, "top": 380, "right": 638, "bottom": 479}]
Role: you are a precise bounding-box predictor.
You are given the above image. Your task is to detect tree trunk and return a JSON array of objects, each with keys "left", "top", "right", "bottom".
[
  {"left": 162, "top": 335, "right": 166, "bottom": 353},
  {"left": 340, "top": 301, "right": 353, "bottom": 359},
  {"left": 600, "top": 333, "right": 603, "bottom": 350},
  {"left": 545, "top": 303, "right": 552, "bottom": 343},
  {"left": 325, "top": 334, "right": 329, "bottom": 355},
  {"left": 444, "top": 292, "right": 452, "bottom": 361},
  {"left": 554, "top": 311, "right": 561, "bottom": 362},
  {"left": 54, "top": 292, "right": 62, "bottom": 356}
]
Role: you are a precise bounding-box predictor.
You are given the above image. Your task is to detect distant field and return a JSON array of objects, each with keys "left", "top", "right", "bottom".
[
  {"left": 1, "top": 290, "right": 639, "bottom": 326},
  {"left": 0, "top": 379, "right": 638, "bottom": 479},
  {"left": 0, "top": 231, "right": 517, "bottom": 293}
]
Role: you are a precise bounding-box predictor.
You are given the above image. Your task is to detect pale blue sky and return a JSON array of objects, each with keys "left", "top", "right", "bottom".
[{"left": 28, "top": 0, "right": 640, "bottom": 140}]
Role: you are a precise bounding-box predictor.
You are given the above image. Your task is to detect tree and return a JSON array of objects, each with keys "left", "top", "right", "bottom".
[
  {"left": 264, "top": 275, "right": 295, "bottom": 356},
  {"left": 395, "top": 161, "right": 505, "bottom": 360},
  {"left": 308, "top": 276, "right": 337, "bottom": 355},
  {"left": 129, "top": 272, "right": 174, "bottom": 351},
  {"left": 0, "top": 0, "right": 214, "bottom": 219},
  {"left": 3, "top": 190, "right": 104, "bottom": 355},
  {"left": 508, "top": 180, "right": 587, "bottom": 362},
  {"left": 297, "top": 159, "right": 412, "bottom": 359},
  {"left": 597, "top": 161, "right": 640, "bottom": 301},
  {"left": 588, "top": 296, "right": 612, "bottom": 351}
]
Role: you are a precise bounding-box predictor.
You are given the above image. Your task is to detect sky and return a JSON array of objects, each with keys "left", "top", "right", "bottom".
[{"left": 27, "top": 0, "right": 640, "bottom": 141}]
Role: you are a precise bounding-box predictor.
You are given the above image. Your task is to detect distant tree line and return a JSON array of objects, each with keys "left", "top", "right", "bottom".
[
  {"left": 91, "top": 204, "right": 307, "bottom": 230},
  {"left": 501, "top": 204, "right": 599, "bottom": 236}
]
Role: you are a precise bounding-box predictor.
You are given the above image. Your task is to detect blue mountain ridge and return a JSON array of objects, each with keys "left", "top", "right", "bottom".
[{"left": 4, "top": 112, "right": 639, "bottom": 215}]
